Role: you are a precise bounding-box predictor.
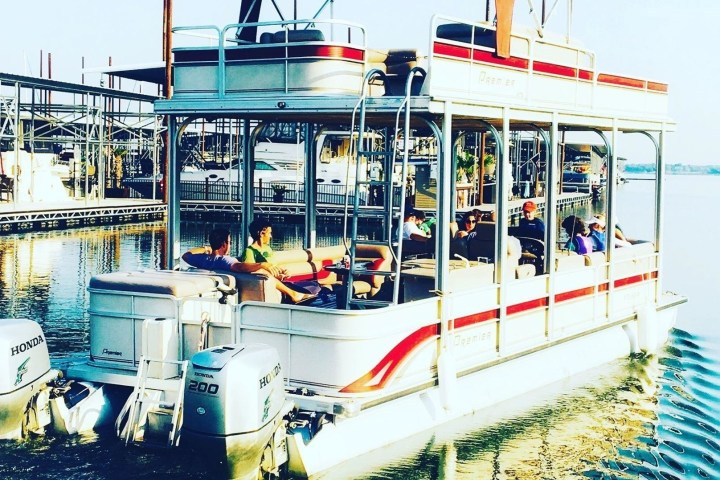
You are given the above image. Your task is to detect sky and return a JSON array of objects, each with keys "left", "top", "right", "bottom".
[{"left": 1, "top": 0, "right": 717, "bottom": 164}]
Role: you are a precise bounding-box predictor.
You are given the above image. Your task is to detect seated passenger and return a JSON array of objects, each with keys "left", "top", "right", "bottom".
[
  {"left": 455, "top": 211, "right": 476, "bottom": 239},
  {"left": 517, "top": 200, "right": 545, "bottom": 240},
  {"left": 402, "top": 209, "right": 431, "bottom": 242},
  {"left": 182, "top": 226, "right": 316, "bottom": 304},
  {"left": 414, "top": 209, "right": 435, "bottom": 236},
  {"left": 401, "top": 209, "right": 433, "bottom": 257},
  {"left": 596, "top": 214, "right": 632, "bottom": 247},
  {"left": 586, "top": 216, "right": 606, "bottom": 252},
  {"left": 561, "top": 215, "right": 592, "bottom": 254}
]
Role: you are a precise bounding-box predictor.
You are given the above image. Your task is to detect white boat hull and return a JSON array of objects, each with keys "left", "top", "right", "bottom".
[{"left": 286, "top": 307, "right": 677, "bottom": 477}]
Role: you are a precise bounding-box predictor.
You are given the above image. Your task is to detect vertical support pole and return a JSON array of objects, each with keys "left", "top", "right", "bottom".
[
  {"left": 437, "top": 101, "right": 455, "bottom": 411},
  {"left": 655, "top": 125, "right": 665, "bottom": 302},
  {"left": 607, "top": 122, "right": 618, "bottom": 252},
  {"left": 84, "top": 96, "right": 90, "bottom": 205},
  {"left": 546, "top": 113, "right": 559, "bottom": 339},
  {"left": 13, "top": 82, "right": 20, "bottom": 205},
  {"left": 163, "top": 0, "right": 173, "bottom": 99},
  {"left": 304, "top": 123, "right": 317, "bottom": 248},
  {"left": 497, "top": 107, "right": 510, "bottom": 356},
  {"left": 166, "top": 115, "right": 180, "bottom": 269},
  {"left": 607, "top": 120, "right": 619, "bottom": 320},
  {"left": 438, "top": 102, "right": 453, "bottom": 290},
  {"left": 497, "top": 108, "right": 510, "bottom": 282},
  {"left": 98, "top": 94, "right": 105, "bottom": 202},
  {"left": 153, "top": 115, "right": 160, "bottom": 200},
  {"left": 242, "top": 121, "right": 255, "bottom": 245}
]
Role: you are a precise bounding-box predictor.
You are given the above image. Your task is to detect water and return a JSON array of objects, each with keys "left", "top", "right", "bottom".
[{"left": 0, "top": 176, "right": 718, "bottom": 479}]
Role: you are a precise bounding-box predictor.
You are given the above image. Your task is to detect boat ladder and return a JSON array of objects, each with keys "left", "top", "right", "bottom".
[
  {"left": 116, "top": 356, "right": 188, "bottom": 449},
  {"left": 344, "top": 67, "right": 426, "bottom": 309}
]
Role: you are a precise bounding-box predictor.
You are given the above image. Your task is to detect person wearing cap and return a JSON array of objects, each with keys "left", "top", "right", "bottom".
[
  {"left": 517, "top": 200, "right": 545, "bottom": 240},
  {"left": 586, "top": 215, "right": 607, "bottom": 251},
  {"left": 594, "top": 214, "right": 632, "bottom": 248}
]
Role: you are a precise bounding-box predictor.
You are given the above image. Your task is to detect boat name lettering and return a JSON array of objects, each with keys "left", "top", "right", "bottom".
[
  {"left": 101, "top": 349, "right": 122, "bottom": 356},
  {"left": 195, "top": 372, "right": 214, "bottom": 379},
  {"left": 478, "top": 71, "right": 516, "bottom": 88},
  {"left": 11, "top": 335, "right": 44, "bottom": 356},
  {"left": 454, "top": 331, "right": 492, "bottom": 348},
  {"left": 259, "top": 363, "right": 282, "bottom": 389}
]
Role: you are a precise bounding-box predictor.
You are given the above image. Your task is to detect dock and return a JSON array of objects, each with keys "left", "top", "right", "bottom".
[
  {"left": 0, "top": 199, "right": 165, "bottom": 234},
  {"left": 0, "top": 191, "right": 592, "bottom": 234}
]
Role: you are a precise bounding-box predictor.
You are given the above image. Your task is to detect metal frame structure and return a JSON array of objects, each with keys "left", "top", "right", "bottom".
[{"left": 0, "top": 72, "right": 161, "bottom": 203}]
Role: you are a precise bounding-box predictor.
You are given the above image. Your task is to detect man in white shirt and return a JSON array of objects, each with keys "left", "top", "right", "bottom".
[
  {"left": 401, "top": 209, "right": 432, "bottom": 257},
  {"left": 402, "top": 210, "right": 431, "bottom": 242}
]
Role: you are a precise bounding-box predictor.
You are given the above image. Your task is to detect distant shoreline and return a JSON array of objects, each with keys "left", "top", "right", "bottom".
[{"left": 625, "top": 164, "right": 720, "bottom": 175}]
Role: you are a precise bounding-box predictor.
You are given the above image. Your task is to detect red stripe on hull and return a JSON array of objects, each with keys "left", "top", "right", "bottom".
[
  {"left": 455, "top": 309, "right": 499, "bottom": 329},
  {"left": 433, "top": 42, "right": 471, "bottom": 60},
  {"left": 647, "top": 81, "right": 668, "bottom": 93},
  {"left": 432, "top": 41, "right": 663, "bottom": 93},
  {"left": 507, "top": 297, "right": 548, "bottom": 315},
  {"left": 341, "top": 272, "right": 656, "bottom": 393},
  {"left": 597, "top": 73, "right": 646, "bottom": 89},
  {"left": 578, "top": 69, "right": 593, "bottom": 81},
  {"left": 175, "top": 45, "right": 365, "bottom": 63},
  {"left": 555, "top": 286, "right": 595, "bottom": 303},
  {"left": 288, "top": 45, "right": 365, "bottom": 61},
  {"left": 533, "top": 61, "right": 577, "bottom": 78},
  {"left": 472, "top": 49, "right": 529, "bottom": 69},
  {"left": 339, "top": 324, "right": 438, "bottom": 393}
]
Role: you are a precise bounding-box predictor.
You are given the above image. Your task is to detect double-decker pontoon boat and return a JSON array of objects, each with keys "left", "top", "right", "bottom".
[{"left": 1, "top": 1, "right": 686, "bottom": 479}]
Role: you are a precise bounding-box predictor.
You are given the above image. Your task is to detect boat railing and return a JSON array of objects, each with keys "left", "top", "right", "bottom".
[
  {"left": 172, "top": 19, "right": 367, "bottom": 98},
  {"left": 426, "top": 14, "right": 668, "bottom": 118},
  {"left": 222, "top": 240, "right": 662, "bottom": 401},
  {"left": 176, "top": 179, "right": 402, "bottom": 205}
]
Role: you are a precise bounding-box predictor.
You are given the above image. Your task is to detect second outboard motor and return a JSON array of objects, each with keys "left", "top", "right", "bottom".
[
  {"left": 0, "top": 319, "right": 59, "bottom": 439},
  {"left": 183, "top": 344, "right": 293, "bottom": 480}
]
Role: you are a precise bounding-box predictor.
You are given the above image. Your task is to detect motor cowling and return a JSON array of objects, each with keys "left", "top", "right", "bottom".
[
  {"left": 183, "top": 343, "right": 291, "bottom": 480},
  {"left": 0, "top": 319, "right": 59, "bottom": 439}
]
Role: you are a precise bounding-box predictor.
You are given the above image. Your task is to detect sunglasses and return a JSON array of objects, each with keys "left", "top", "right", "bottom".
[{"left": 466, "top": 219, "right": 476, "bottom": 224}]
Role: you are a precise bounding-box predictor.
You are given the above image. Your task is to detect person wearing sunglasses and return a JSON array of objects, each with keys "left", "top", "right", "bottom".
[{"left": 455, "top": 211, "right": 477, "bottom": 239}]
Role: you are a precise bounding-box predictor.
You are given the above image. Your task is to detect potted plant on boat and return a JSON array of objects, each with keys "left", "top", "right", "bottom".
[
  {"left": 483, "top": 153, "right": 496, "bottom": 178},
  {"left": 455, "top": 151, "right": 477, "bottom": 183}
]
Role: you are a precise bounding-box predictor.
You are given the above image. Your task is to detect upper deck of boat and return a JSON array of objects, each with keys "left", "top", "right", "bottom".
[{"left": 155, "top": 15, "right": 672, "bottom": 132}]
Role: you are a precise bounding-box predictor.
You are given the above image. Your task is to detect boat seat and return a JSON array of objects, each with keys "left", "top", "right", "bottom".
[
  {"left": 584, "top": 251, "right": 606, "bottom": 266},
  {"left": 89, "top": 270, "right": 234, "bottom": 298},
  {"left": 436, "top": 22, "right": 496, "bottom": 49},
  {"left": 458, "top": 222, "right": 533, "bottom": 279},
  {"left": 259, "top": 32, "right": 274, "bottom": 44},
  {"left": 272, "top": 29, "right": 325, "bottom": 43},
  {"left": 555, "top": 252, "right": 585, "bottom": 272}
]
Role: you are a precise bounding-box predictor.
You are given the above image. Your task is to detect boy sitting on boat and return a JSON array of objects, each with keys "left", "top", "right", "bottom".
[{"left": 182, "top": 226, "right": 316, "bottom": 304}]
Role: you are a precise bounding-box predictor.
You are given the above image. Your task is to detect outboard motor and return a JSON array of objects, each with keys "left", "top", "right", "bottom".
[
  {"left": 183, "top": 344, "right": 293, "bottom": 480},
  {"left": 0, "top": 319, "right": 60, "bottom": 439}
]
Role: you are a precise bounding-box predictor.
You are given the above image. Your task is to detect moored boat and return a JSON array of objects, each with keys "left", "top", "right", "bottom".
[{"left": 1, "top": 1, "right": 685, "bottom": 479}]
